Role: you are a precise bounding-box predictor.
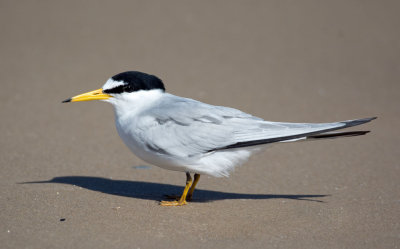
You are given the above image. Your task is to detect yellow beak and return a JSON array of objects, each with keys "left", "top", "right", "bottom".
[{"left": 62, "top": 88, "right": 112, "bottom": 103}]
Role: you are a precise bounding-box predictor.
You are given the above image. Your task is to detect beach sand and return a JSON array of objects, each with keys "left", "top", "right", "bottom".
[{"left": 1, "top": 1, "right": 399, "bottom": 248}]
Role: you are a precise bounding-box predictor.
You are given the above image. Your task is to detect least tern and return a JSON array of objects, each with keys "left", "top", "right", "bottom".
[{"left": 63, "top": 71, "right": 376, "bottom": 206}]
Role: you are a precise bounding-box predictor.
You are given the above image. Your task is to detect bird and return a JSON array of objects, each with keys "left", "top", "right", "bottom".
[{"left": 63, "top": 71, "right": 376, "bottom": 206}]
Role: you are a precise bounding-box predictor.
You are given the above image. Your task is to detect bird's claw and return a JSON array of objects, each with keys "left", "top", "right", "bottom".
[{"left": 160, "top": 200, "right": 187, "bottom": 206}]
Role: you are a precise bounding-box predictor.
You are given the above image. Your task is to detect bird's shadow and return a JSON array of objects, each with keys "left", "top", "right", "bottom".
[{"left": 21, "top": 176, "right": 329, "bottom": 203}]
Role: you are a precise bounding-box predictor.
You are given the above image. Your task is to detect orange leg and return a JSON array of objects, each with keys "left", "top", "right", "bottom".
[
  {"left": 187, "top": 174, "right": 200, "bottom": 201},
  {"left": 160, "top": 173, "right": 192, "bottom": 206}
]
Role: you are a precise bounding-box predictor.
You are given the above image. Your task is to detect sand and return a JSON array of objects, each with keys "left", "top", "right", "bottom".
[{"left": 1, "top": 1, "right": 399, "bottom": 248}]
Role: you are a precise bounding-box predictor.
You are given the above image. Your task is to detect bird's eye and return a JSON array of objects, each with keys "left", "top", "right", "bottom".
[
  {"left": 103, "top": 85, "right": 125, "bottom": 94},
  {"left": 123, "top": 84, "right": 134, "bottom": 92},
  {"left": 103, "top": 83, "right": 136, "bottom": 94}
]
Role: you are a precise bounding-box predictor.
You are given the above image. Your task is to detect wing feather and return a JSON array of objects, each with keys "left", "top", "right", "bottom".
[{"left": 137, "top": 94, "right": 375, "bottom": 157}]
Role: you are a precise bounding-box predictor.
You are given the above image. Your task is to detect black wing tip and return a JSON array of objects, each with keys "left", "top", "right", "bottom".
[
  {"left": 342, "top": 117, "right": 377, "bottom": 127},
  {"left": 62, "top": 98, "right": 71, "bottom": 103},
  {"left": 308, "top": 130, "right": 371, "bottom": 139},
  {"left": 362, "top": 117, "right": 377, "bottom": 122},
  {"left": 353, "top": 117, "right": 377, "bottom": 123}
]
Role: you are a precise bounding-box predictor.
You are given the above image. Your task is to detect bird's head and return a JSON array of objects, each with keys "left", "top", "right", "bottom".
[{"left": 62, "top": 71, "right": 165, "bottom": 104}]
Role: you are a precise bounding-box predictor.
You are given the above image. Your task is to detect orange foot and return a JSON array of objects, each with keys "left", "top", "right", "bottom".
[{"left": 160, "top": 200, "right": 187, "bottom": 206}]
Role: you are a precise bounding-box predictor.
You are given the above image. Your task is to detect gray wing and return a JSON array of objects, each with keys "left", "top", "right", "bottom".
[{"left": 138, "top": 94, "right": 375, "bottom": 157}]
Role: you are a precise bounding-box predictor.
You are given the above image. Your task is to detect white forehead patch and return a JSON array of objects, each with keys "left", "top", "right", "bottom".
[{"left": 102, "top": 78, "right": 125, "bottom": 91}]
